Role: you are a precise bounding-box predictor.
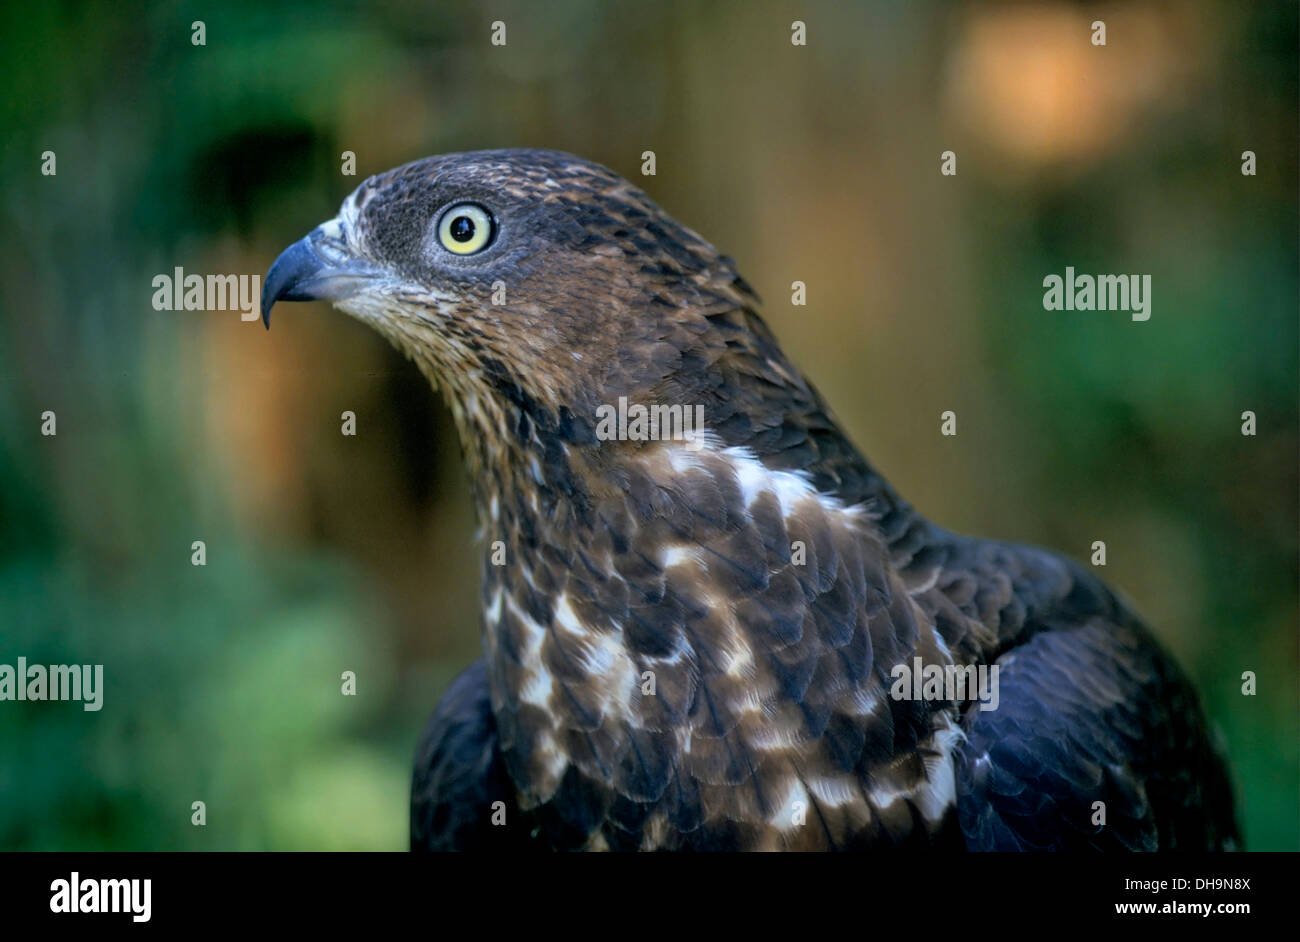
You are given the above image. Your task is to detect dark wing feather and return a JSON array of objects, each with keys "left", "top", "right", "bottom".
[
  {"left": 954, "top": 613, "right": 1239, "bottom": 851},
  {"left": 410, "top": 659, "right": 538, "bottom": 851}
]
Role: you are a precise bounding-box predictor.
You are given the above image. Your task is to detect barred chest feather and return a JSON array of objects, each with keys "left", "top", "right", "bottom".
[{"left": 477, "top": 433, "right": 970, "bottom": 851}]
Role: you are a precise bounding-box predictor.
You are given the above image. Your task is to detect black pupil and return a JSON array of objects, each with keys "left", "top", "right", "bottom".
[{"left": 449, "top": 215, "right": 475, "bottom": 242}]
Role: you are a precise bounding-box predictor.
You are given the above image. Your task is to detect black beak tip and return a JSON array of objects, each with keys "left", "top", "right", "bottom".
[
  {"left": 261, "top": 236, "right": 318, "bottom": 331},
  {"left": 261, "top": 230, "right": 369, "bottom": 331}
]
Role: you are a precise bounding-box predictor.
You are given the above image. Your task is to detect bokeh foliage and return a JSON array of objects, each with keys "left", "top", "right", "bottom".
[{"left": 1, "top": 0, "right": 1296, "bottom": 849}]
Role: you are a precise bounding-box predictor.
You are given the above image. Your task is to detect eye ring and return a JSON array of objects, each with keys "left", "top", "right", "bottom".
[{"left": 436, "top": 203, "right": 495, "bottom": 256}]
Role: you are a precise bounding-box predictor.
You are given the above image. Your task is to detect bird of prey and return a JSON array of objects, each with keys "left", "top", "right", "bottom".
[{"left": 261, "top": 149, "right": 1238, "bottom": 851}]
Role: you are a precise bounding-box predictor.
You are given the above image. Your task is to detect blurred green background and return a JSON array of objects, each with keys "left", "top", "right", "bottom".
[{"left": 1, "top": 0, "right": 1295, "bottom": 850}]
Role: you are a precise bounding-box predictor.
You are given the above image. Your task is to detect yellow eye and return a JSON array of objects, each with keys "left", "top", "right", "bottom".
[{"left": 437, "top": 203, "right": 494, "bottom": 255}]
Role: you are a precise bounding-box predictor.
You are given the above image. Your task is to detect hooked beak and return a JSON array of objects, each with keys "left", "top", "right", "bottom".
[{"left": 261, "top": 219, "right": 384, "bottom": 328}]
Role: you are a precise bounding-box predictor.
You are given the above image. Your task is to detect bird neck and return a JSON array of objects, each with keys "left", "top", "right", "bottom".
[{"left": 417, "top": 318, "right": 929, "bottom": 579}]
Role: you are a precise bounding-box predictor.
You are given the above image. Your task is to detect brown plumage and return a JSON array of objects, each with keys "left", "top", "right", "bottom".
[{"left": 262, "top": 149, "right": 1238, "bottom": 851}]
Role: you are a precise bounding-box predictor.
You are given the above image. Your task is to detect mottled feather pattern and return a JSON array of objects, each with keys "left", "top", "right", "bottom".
[{"left": 480, "top": 436, "right": 966, "bottom": 850}]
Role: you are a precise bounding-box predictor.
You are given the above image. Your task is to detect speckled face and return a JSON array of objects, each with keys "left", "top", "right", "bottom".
[
  {"left": 319, "top": 150, "right": 744, "bottom": 414},
  {"left": 262, "top": 148, "right": 767, "bottom": 489},
  {"left": 343, "top": 151, "right": 602, "bottom": 289}
]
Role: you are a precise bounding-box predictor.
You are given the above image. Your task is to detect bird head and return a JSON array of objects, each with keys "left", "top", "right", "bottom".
[{"left": 262, "top": 150, "right": 767, "bottom": 454}]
